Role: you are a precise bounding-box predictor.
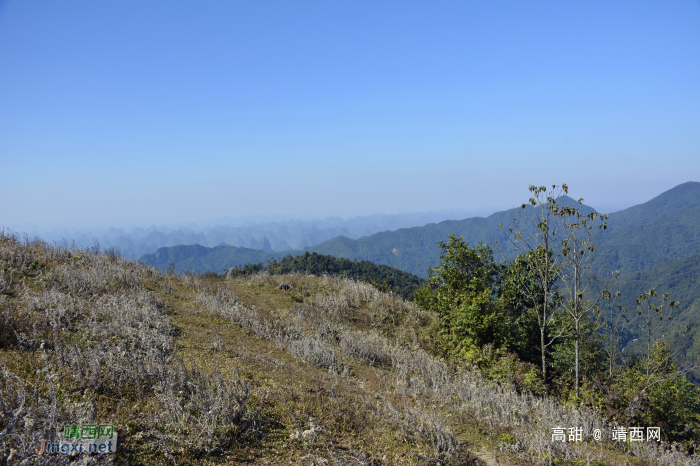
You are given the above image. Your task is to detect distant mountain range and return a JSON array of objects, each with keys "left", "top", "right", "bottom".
[
  {"left": 140, "top": 181, "right": 700, "bottom": 370},
  {"left": 17, "top": 210, "right": 491, "bottom": 260},
  {"left": 142, "top": 182, "right": 700, "bottom": 279},
  {"left": 140, "top": 244, "right": 283, "bottom": 274},
  {"left": 307, "top": 182, "right": 700, "bottom": 277}
]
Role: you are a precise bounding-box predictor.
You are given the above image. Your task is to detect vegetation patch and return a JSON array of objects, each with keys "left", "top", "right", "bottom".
[{"left": 0, "top": 229, "right": 697, "bottom": 464}]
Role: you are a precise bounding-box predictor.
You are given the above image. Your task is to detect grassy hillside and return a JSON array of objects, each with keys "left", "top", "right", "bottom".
[{"left": 2, "top": 231, "right": 693, "bottom": 464}]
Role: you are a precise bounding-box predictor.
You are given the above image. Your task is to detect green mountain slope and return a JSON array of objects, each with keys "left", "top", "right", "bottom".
[
  {"left": 605, "top": 181, "right": 700, "bottom": 232},
  {"left": 264, "top": 251, "right": 425, "bottom": 300},
  {"left": 306, "top": 198, "right": 590, "bottom": 277},
  {"left": 141, "top": 244, "right": 284, "bottom": 274},
  {"left": 595, "top": 182, "right": 700, "bottom": 274},
  {"left": 611, "top": 252, "right": 700, "bottom": 379},
  {"left": 309, "top": 183, "right": 700, "bottom": 277},
  {"left": 140, "top": 247, "right": 425, "bottom": 300}
]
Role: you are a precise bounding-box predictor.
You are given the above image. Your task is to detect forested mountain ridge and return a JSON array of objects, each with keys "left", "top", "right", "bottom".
[
  {"left": 612, "top": 252, "right": 700, "bottom": 371},
  {"left": 308, "top": 183, "right": 700, "bottom": 277},
  {"left": 594, "top": 182, "right": 700, "bottom": 274},
  {"left": 603, "top": 181, "right": 700, "bottom": 233},
  {"left": 306, "top": 197, "right": 594, "bottom": 277},
  {"left": 141, "top": 182, "right": 700, "bottom": 280},
  {"left": 258, "top": 251, "right": 425, "bottom": 300},
  {"left": 141, "top": 244, "right": 289, "bottom": 274},
  {"left": 140, "top": 246, "right": 425, "bottom": 300}
]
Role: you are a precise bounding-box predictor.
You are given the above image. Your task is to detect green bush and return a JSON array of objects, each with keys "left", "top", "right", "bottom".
[
  {"left": 462, "top": 345, "right": 546, "bottom": 395},
  {"left": 589, "top": 341, "right": 700, "bottom": 445},
  {"left": 550, "top": 316, "right": 606, "bottom": 401},
  {"left": 416, "top": 234, "right": 540, "bottom": 359}
]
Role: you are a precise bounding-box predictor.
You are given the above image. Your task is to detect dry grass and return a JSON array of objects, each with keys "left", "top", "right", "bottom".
[{"left": 0, "top": 230, "right": 697, "bottom": 465}]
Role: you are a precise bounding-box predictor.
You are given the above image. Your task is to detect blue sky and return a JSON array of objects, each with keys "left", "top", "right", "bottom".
[{"left": 1, "top": 0, "right": 698, "bottom": 229}]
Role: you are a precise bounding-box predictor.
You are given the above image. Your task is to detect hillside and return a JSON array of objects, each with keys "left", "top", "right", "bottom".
[
  {"left": 613, "top": 252, "right": 700, "bottom": 372},
  {"left": 604, "top": 182, "right": 700, "bottom": 232},
  {"left": 308, "top": 182, "right": 700, "bottom": 277},
  {"left": 142, "top": 247, "right": 425, "bottom": 301},
  {"left": 140, "top": 244, "right": 289, "bottom": 274},
  {"left": 262, "top": 251, "right": 425, "bottom": 301},
  {"left": 305, "top": 197, "right": 589, "bottom": 277},
  {"left": 594, "top": 182, "right": 700, "bottom": 274},
  {"left": 138, "top": 183, "right": 700, "bottom": 370},
  {"left": 2, "top": 230, "right": 693, "bottom": 464}
]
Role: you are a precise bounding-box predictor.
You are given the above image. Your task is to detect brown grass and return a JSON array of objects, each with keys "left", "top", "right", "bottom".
[{"left": 0, "top": 230, "right": 696, "bottom": 465}]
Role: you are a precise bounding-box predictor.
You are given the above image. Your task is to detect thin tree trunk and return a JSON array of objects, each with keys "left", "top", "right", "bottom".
[
  {"left": 542, "top": 237, "right": 549, "bottom": 386},
  {"left": 647, "top": 319, "right": 652, "bottom": 378},
  {"left": 541, "top": 326, "right": 547, "bottom": 384},
  {"left": 574, "top": 265, "right": 580, "bottom": 397},
  {"left": 575, "top": 319, "right": 580, "bottom": 397}
]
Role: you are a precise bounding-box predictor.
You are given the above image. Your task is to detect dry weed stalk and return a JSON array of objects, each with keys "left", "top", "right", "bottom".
[
  {"left": 198, "top": 269, "right": 700, "bottom": 464},
  {"left": 0, "top": 230, "right": 252, "bottom": 463},
  {"left": 2, "top": 228, "right": 698, "bottom": 464}
]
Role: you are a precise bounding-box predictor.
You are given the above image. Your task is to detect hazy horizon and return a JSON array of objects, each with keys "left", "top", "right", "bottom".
[
  {"left": 1, "top": 190, "right": 652, "bottom": 262},
  {"left": 5, "top": 207, "right": 495, "bottom": 232},
  {"left": 3, "top": 188, "right": 659, "bottom": 236}
]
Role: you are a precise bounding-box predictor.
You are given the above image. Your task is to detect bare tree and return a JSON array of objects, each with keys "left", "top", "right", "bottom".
[
  {"left": 556, "top": 201, "right": 609, "bottom": 397},
  {"left": 599, "top": 285, "right": 626, "bottom": 380},
  {"left": 617, "top": 290, "right": 697, "bottom": 403},
  {"left": 631, "top": 290, "right": 687, "bottom": 378},
  {"left": 498, "top": 184, "right": 568, "bottom": 384}
]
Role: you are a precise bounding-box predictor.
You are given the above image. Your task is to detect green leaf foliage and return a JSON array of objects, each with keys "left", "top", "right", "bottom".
[
  {"left": 419, "top": 234, "right": 539, "bottom": 357},
  {"left": 589, "top": 342, "right": 700, "bottom": 445},
  {"left": 551, "top": 314, "right": 606, "bottom": 391},
  {"left": 261, "top": 251, "right": 425, "bottom": 301}
]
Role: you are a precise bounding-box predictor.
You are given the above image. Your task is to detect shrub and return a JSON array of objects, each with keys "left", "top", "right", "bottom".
[
  {"left": 462, "top": 345, "right": 546, "bottom": 395},
  {"left": 589, "top": 341, "right": 700, "bottom": 445}
]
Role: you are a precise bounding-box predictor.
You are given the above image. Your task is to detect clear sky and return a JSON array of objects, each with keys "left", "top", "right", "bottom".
[{"left": 1, "top": 0, "right": 698, "bottom": 229}]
